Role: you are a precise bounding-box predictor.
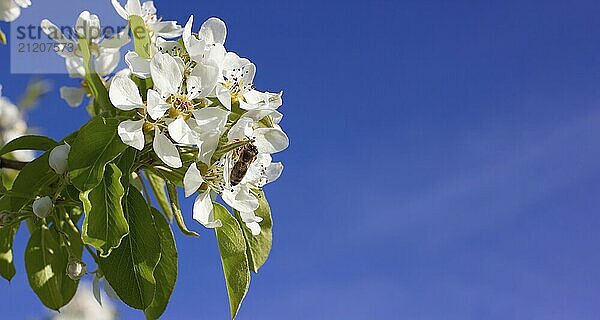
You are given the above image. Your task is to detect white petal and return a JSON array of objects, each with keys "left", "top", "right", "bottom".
[
  {"left": 206, "top": 43, "right": 226, "bottom": 66},
  {"left": 146, "top": 89, "right": 169, "bottom": 120},
  {"left": 0, "top": 0, "right": 21, "bottom": 22},
  {"left": 195, "top": 131, "right": 221, "bottom": 164},
  {"left": 183, "top": 162, "right": 204, "bottom": 197},
  {"left": 153, "top": 130, "right": 182, "bottom": 168},
  {"left": 246, "top": 221, "right": 261, "bottom": 235},
  {"left": 183, "top": 15, "right": 205, "bottom": 59},
  {"left": 190, "top": 107, "right": 229, "bottom": 163},
  {"left": 227, "top": 117, "right": 254, "bottom": 141},
  {"left": 14, "top": 0, "right": 31, "bottom": 8},
  {"left": 199, "top": 17, "right": 227, "bottom": 45},
  {"left": 125, "top": 51, "right": 151, "bottom": 78},
  {"left": 40, "top": 19, "right": 71, "bottom": 45},
  {"left": 76, "top": 11, "right": 101, "bottom": 40},
  {"left": 33, "top": 196, "right": 53, "bottom": 218},
  {"left": 193, "top": 191, "right": 221, "bottom": 228},
  {"left": 191, "top": 107, "right": 229, "bottom": 132},
  {"left": 253, "top": 127, "right": 289, "bottom": 154},
  {"left": 150, "top": 52, "right": 183, "bottom": 97},
  {"left": 118, "top": 119, "right": 145, "bottom": 150},
  {"left": 49, "top": 143, "right": 70, "bottom": 175},
  {"left": 65, "top": 57, "right": 86, "bottom": 78},
  {"left": 265, "top": 162, "right": 283, "bottom": 184},
  {"left": 216, "top": 83, "right": 231, "bottom": 110},
  {"left": 222, "top": 184, "right": 259, "bottom": 213},
  {"left": 150, "top": 21, "right": 183, "bottom": 38},
  {"left": 141, "top": 1, "right": 157, "bottom": 15},
  {"left": 239, "top": 211, "right": 262, "bottom": 223},
  {"left": 243, "top": 90, "right": 282, "bottom": 110},
  {"left": 59, "top": 86, "right": 84, "bottom": 107},
  {"left": 239, "top": 211, "right": 262, "bottom": 236},
  {"left": 155, "top": 37, "right": 182, "bottom": 54},
  {"left": 167, "top": 116, "right": 197, "bottom": 145},
  {"left": 125, "top": 0, "right": 142, "bottom": 16},
  {"left": 188, "top": 61, "right": 219, "bottom": 99},
  {"left": 111, "top": 0, "right": 129, "bottom": 19},
  {"left": 96, "top": 50, "right": 121, "bottom": 76},
  {"left": 109, "top": 75, "right": 144, "bottom": 110}
]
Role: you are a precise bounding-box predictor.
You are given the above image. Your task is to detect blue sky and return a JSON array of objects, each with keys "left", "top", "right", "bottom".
[{"left": 2, "top": 0, "right": 600, "bottom": 319}]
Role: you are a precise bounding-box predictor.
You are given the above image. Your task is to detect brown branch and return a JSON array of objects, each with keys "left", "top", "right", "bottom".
[{"left": 0, "top": 157, "right": 29, "bottom": 170}]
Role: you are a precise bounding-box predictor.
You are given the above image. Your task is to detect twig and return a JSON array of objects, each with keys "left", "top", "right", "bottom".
[{"left": 0, "top": 157, "right": 28, "bottom": 170}]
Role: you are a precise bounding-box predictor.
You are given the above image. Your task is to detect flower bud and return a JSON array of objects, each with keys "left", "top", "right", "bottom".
[
  {"left": 49, "top": 143, "right": 70, "bottom": 175},
  {"left": 0, "top": 211, "right": 13, "bottom": 227},
  {"left": 66, "top": 259, "right": 87, "bottom": 280},
  {"left": 32, "top": 196, "right": 53, "bottom": 218}
]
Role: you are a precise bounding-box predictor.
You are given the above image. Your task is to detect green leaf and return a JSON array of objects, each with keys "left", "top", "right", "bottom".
[
  {"left": 77, "top": 37, "right": 112, "bottom": 115},
  {"left": 98, "top": 188, "right": 161, "bottom": 310},
  {"left": 9, "top": 153, "right": 58, "bottom": 212},
  {"left": 145, "top": 208, "right": 177, "bottom": 320},
  {"left": 68, "top": 117, "right": 127, "bottom": 191},
  {"left": 165, "top": 182, "right": 199, "bottom": 236},
  {"left": 115, "top": 148, "right": 137, "bottom": 188},
  {"left": 0, "top": 135, "right": 57, "bottom": 157},
  {"left": 0, "top": 224, "right": 18, "bottom": 281},
  {"left": 0, "top": 28, "right": 5, "bottom": 45},
  {"left": 25, "top": 225, "right": 82, "bottom": 311},
  {"left": 213, "top": 203, "right": 251, "bottom": 319},
  {"left": 235, "top": 192, "right": 273, "bottom": 273},
  {"left": 132, "top": 75, "right": 154, "bottom": 100},
  {"left": 80, "top": 163, "right": 128, "bottom": 257},
  {"left": 129, "top": 15, "right": 151, "bottom": 59},
  {"left": 145, "top": 171, "right": 173, "bottom": 221}
]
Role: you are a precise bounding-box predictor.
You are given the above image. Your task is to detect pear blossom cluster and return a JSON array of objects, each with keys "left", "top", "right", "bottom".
[{"left": 44, "top": 0, "right": 289, "bottom": 235}]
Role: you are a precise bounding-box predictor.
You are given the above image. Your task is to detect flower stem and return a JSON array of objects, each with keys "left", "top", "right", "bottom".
[{"left": 0, "top": 157, "right": 28, "bottom": 170}]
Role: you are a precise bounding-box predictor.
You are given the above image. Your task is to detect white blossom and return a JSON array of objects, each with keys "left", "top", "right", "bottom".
[
  {"left": 41, "top": 11, "right": 130, "bottom": 79},
  {"left": 109, "top": 52, "right": 229, "bottom": 168},
  {"left": 49, "top": 143, "right": 70, "bottom": 175},
  {"left": 32, "top": 196, "right": 53, "bottom": 218},
  {"left": 112, "top": 0, "right": 182, "bottom": 39},
  {"left": 66, "top": 260, "right": 87, "bottom": 280},
  {"left": 0, "top": 0, "right": 30, "bottom": 22}
]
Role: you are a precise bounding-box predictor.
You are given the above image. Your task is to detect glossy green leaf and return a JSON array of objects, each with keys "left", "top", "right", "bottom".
[
  {"left": 9, "top": 153, "right": 58, "bottom": 212},
  {"left": 165, "top": 182, "right": 199, "bottom": 236},
  {"left": 25, "top": 225, "right": 82, "bottom": 311},
  {"left": 145, "top": 171, "right": 173, "bottom": 221},
  {"left": 213, "top": 203, "right": 251, "bottom": 319},
  {"left": 235, "top": 192, "right": 273, "bottom": 273},
  {"left": 0, "top": 224, "right": 18, "bottom": 281},
  {"left": 98, "top": 188, "right": 161, "bottom": 310},
  {"left": 145, "top": 208, "right": 177, "bottom": 320},
  {"left": 68, "top": 117, "right": 127, "bottom": 191},
  {"left": 116, "top": 148, "right": 137, "bottom": 188},
  {"left": 80, "top": 163, "right": 129, "bottom": 257},
  {"left": 77, "top": 37, "right": 112, "bottom": 114},
  {"left": 0, "top": 135, "right": 57, "bottom": 157},
  {"left": 129, "top": 15, "right": 151, "bottom": 59}
]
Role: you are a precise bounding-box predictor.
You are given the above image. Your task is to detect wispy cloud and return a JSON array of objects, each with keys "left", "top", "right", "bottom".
[{"left": 361, "top": 108, "right": 600, "bottom": 246}]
